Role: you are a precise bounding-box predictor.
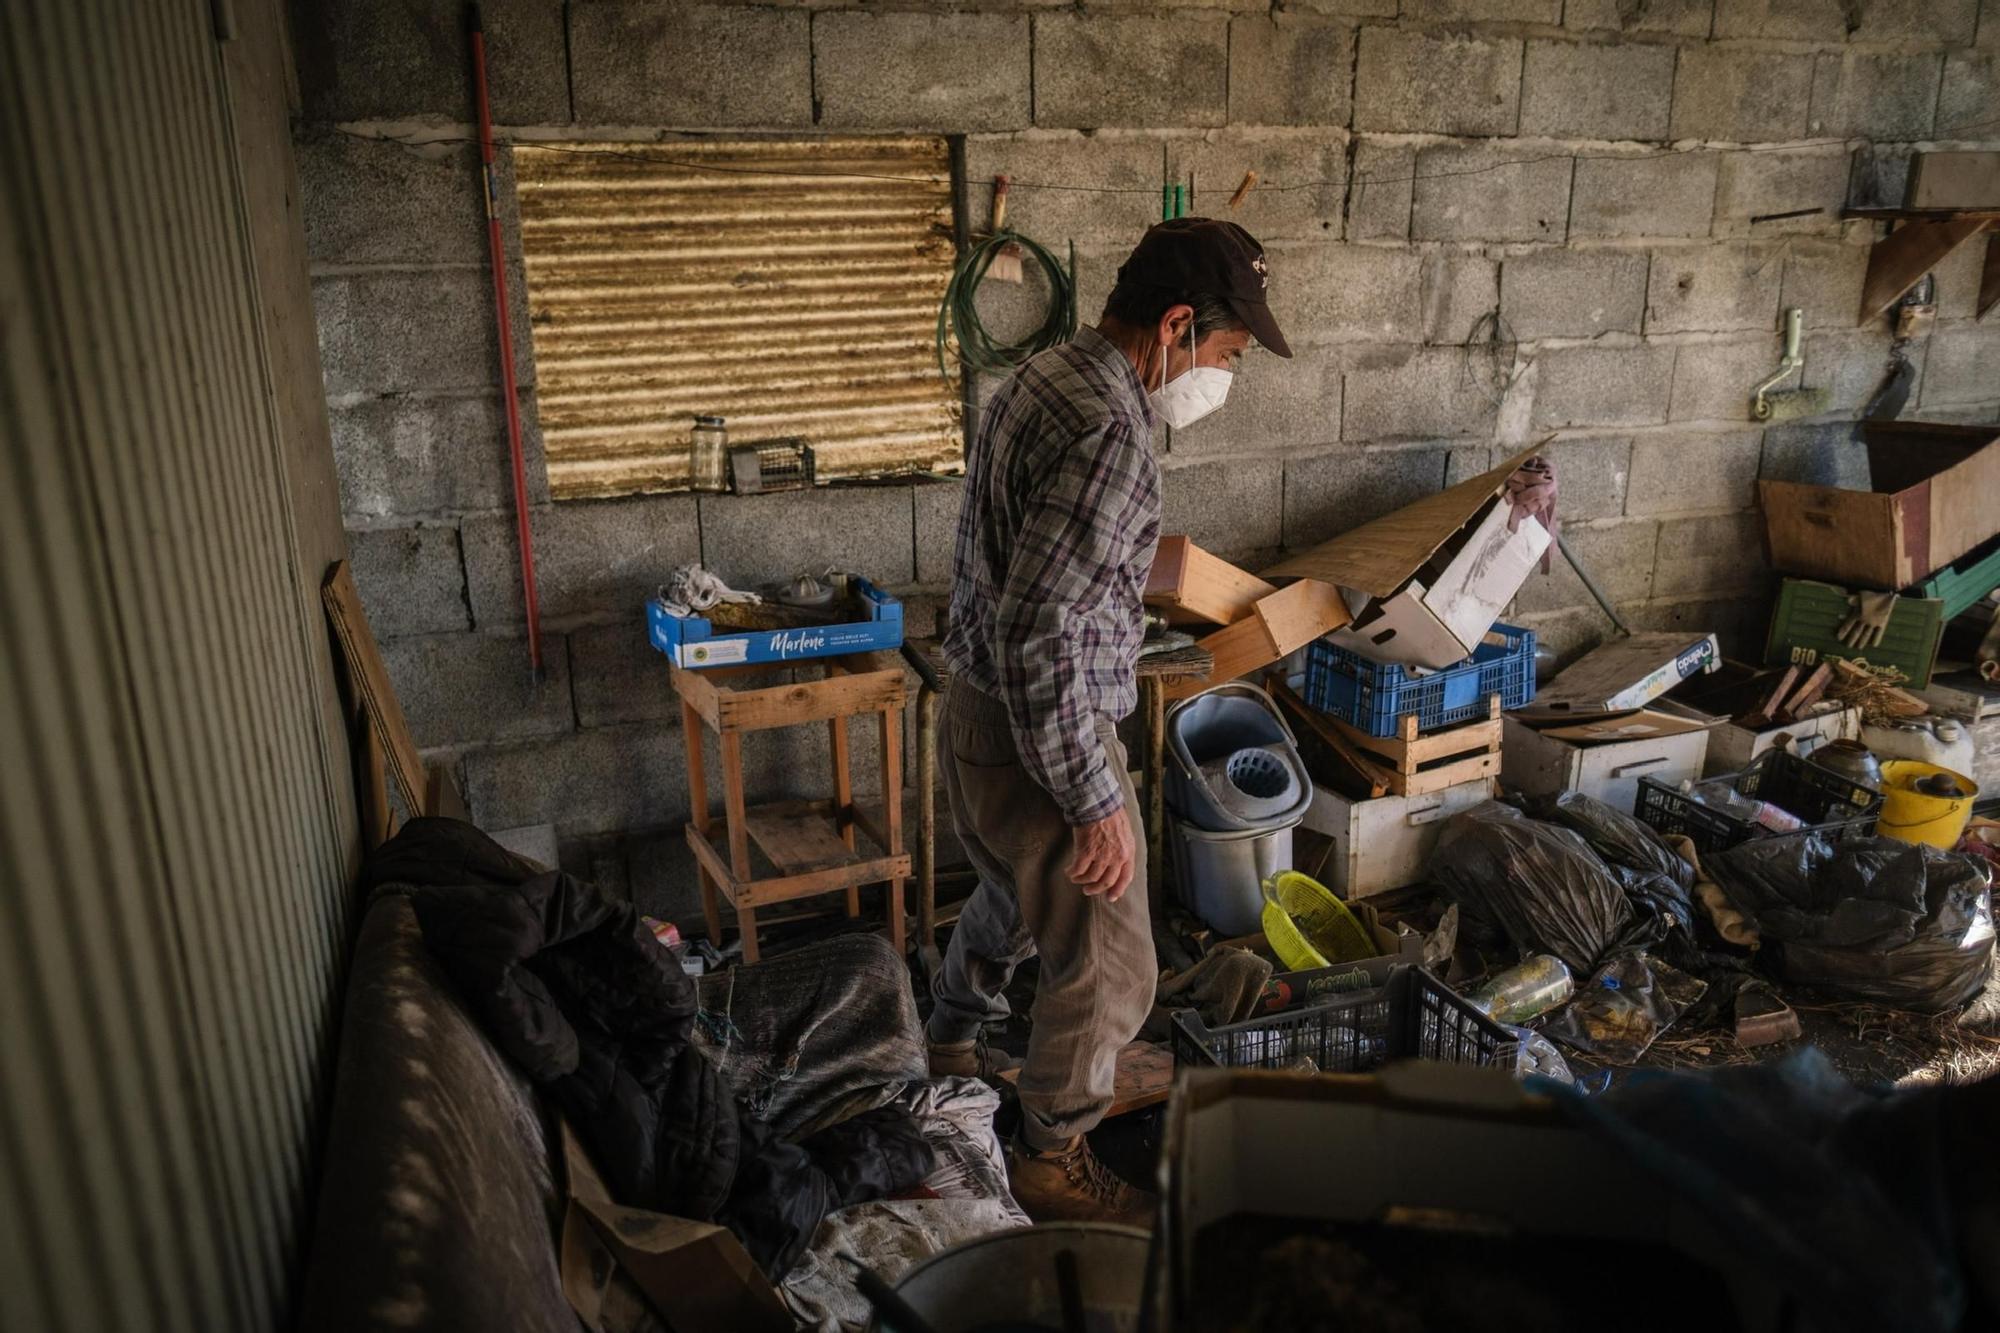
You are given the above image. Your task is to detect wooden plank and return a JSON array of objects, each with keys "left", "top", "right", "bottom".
[
  {"left": 1331, "top": 712, "right": 1502, "bottom": 775},
  {"left": 683, "top": 697, "right": 721, "bottom": 945},
  {"left": 687, "top": 823, "right": 914, "bottom": 909},
  {"left": 1164, "top": 613, "right": 1276, "bottom": 703},
  {"left": 880, "top": 703, "right": 905, "bottom": 955},
  {"left": 425, "top": 763, "right": 470, "bottom": 822},
  {"left": 1269, "top": 678, "right": 1395, "bottom": 798},
  {"left": 1392, "top": 749, "right": 1501, "bottom": 796},
  {"left": 829, "top": 714, "right": 858, "bottom": 917},
  {"left": 1857, "top": 215, "right": 1992, "bottom": 324},
  {"left": 715, "top": 669, "right": 905, "bottom": 732},
  {"left": 1163, "top": 578, "right": 1353, "bottom": 702},
  {"left": 1780, "top": 662, "right": 1833, "bottom": 719},
  {"left": 322, "top": 561, "right": 427, "bottom": 817},
  {"left": 356, "top": 718, "right": 391, "bottom": 851},
  {"left": 1145, "top": 535, "right": 1278, "bottom": 625},
  {"left": 1981, "top": 232, "right": 2000, "bottom": 321},
  {"left": 999, "top": 1041, "right": 1173, "bottom": 1119},
  {"left": 670, "top": 663, "right": 724, "bottom": 731},
  {"left": 1754, "top": 665, "right": 1801, "bottom": 726},
  {"left": 720, "top": 732, "right": 752, "bottom": 880},
  {"left": 743, "top": 801, "right": 862, "bottom": 876}
]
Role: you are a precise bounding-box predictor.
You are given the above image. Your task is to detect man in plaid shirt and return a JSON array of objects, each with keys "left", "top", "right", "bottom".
[{"left": 929, "top": 219, "right": 1292, "bottom": 1224}]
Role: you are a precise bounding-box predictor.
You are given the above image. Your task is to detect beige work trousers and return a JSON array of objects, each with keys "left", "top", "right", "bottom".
[{"left": 929, "top": 678, "right": 1156, "bottom": 1150}]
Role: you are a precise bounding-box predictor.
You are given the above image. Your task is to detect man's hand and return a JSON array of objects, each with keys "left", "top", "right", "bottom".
[{"left": 1070, "top": 808, "right": 1135, "bottom": 902}]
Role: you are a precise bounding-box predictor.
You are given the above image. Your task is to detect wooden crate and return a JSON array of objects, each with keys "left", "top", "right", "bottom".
[{"left": 1324, "top": 695, "right": 1502, "bottom": 796}]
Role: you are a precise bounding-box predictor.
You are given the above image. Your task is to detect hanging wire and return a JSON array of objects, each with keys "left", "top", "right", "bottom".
[
  {"left": 934, "top": 231, "right": 1078, "bottom": 379},
  {"left": 1464, "top": 309, "right": 1524, "bottom": 406}
]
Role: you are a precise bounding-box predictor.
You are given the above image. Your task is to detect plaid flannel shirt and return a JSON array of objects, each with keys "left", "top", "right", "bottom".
[{"left": 942, "top": 327, "right": 1161, "bottom": 825}]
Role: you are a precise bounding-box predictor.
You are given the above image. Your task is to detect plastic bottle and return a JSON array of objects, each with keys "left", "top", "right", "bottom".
[
  {"left": 1862, "top": 718, "right": 1977, "bottom": 774},
  {"left": 1465, "top": 955, "right": 1575, "bottom": 1025}
]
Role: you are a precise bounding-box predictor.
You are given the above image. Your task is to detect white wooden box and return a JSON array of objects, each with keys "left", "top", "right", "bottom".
[
  {"left": 1300, "top": 775, "right": 1496, "bottom": 898},
  {"left": 1502, "top": 714, "right": 1711, "bottom": 815},
  {"left": 1701, "top": 704, "right": 1859, "bottom": 776}
]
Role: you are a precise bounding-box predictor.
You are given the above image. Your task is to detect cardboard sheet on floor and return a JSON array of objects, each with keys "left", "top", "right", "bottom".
[
  {"left": 1536, "top": 709, "right": 1714, "bottom": 743},
  {"left": 1266, "top": 445, "right": 1551, "bottom": 670},
  {"left": 1512, "top": 631, "right": 1721, "bottom": 722}
]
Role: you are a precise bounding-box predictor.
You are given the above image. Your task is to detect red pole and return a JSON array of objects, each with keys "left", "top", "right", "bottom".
[{"left": 468, "top": 4, "right": 543, "bottom": 676}]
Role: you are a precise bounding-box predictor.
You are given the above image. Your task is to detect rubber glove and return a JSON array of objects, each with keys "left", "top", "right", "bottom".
[{"left": 1836, "top": 589, "right": 1895, "bottom": 649}]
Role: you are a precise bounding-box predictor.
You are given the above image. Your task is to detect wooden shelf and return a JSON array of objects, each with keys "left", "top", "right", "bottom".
[{"left": 1846, "top": 208, "right": 2000, "bottom": 324}]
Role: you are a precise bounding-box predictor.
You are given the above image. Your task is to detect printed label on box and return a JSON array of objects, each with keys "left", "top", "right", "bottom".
[{"left": 680, "top": 638, "right": 749, "bottom": 667}]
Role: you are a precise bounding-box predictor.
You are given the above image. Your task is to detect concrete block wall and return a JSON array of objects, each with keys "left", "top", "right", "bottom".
[{"left": 296, "top": 0, "right": 2000, "bottom": 916}]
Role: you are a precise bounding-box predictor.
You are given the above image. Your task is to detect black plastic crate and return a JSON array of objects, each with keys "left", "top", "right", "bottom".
[
  {"left": 1634, "top": 748, "right": 1882, "bottom": 855},
  {"left": 1169, "top": 966, "right": 1518, "bottom": 1074}
]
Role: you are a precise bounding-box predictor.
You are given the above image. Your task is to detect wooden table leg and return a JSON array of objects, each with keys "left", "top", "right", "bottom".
[
  {"left": 917, "top": 685, "right": 938, "bottom": 959},
  {"left": 829, "top": 714, "right": 859, "bottom": 919},
  {"left": 720, "top": 729, "right": 757, "bottom": 964},
  {"left": 880, "top": 703, "right": 906, "bottom": 956},
  {"left": 683, "top": 699, "right": 721, "bottom": 947},
  {"left": 1143, "top": 676, "right": 1167, "bottom": 918}
]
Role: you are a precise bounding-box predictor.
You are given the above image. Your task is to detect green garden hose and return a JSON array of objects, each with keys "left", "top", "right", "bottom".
[{"left": 935, "top": 232, "right": 1078, "bottom": 379}]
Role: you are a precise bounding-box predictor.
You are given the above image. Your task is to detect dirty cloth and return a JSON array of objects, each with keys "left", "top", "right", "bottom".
[
  {"left": 1140, "top": 944, "right": 1273, "bottom": 1042},
  {"left": 375, "top": 818, "right": 934, "bottom": 1280},
  {"left": 781, "top": 1078, "right": 1033, "bottom": 1332},
  {"left": 1504, "top": 453, "right": 1559, "bottom": 574}
]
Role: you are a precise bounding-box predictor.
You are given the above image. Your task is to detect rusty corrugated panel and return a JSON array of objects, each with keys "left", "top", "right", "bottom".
[{"left": 514, "top": 136, "right": 964, "bottom": 499}]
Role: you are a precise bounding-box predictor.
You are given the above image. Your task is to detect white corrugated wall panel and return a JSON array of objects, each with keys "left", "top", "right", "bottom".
[{"left": 2, "top": 3, "right": 352, "bottom": 1331}]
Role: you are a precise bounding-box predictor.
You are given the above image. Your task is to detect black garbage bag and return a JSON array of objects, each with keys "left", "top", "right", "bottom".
[
  {"left": 1529, "top": 790, "right": 1696, "bottom": 934},
  {"left": 1430, "top": 802, "right": 1633, "bottom": 976},
  {"left": 1705, "top": 833, "right": 1996, "bottom": 1013}
]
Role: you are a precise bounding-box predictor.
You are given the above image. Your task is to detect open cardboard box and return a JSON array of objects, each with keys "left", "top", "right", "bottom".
[
  {"left": 1267, "top": 445, "right": 1551, "bottom": 670},
  {"left": 1759, "top": 421, "right": 2000, "bottom": 591}
]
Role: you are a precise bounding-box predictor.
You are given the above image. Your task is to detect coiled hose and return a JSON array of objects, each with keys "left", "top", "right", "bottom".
[{"left": 935, "top": 231, "right": 1078, "bottom": 379}]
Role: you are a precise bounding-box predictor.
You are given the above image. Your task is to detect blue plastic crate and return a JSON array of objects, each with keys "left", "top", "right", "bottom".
[
  {"left": 1303, "top": 623, "right": 1536, "bottom": 738},
  {"left": 647, "top": 577, "right": 903, "bottom": 668}
]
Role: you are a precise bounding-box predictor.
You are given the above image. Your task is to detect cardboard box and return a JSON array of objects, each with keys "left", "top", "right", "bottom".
[
  {"left": 1152, "top": 1067, "right": 1786, "bottom": 1332},
  {"left": 1502, "top": 702, "right": 1716, "bottom": 813},
  {"left": 1763, "top": 577, "right": 1947, "bottom": 689},
  {"left": 1299, "top": 774, "right": 1495, "bottom": 898},
  {"left": 1266, "top": 445, "right": 1551, "bottom": 671},
  {"left": 1251, "top": 900, "right": 1433, "bottom": 1013},
  {"left": 1758, "top": 422, "right": 2000, "bottom": 591},
  {"left": 647, "top": 576, "right": 902, "bottom": 668},
  {"left": 1513, "top": 632, "right": 1720, "bottom": 722}
]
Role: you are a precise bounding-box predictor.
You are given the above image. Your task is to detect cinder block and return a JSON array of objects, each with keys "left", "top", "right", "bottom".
[
  {"left": 1348, "top": 141, "right": 1415, "bottom": 242},
  {"left": 1412, "top": 144, "right": 1572, "bottom": 245},
  {"left": 1669, "top": 46, "right": 1814, "bottom": 143},
  {"left": 1034, "top": 13, "right": 1228, "bottom": 129},
  {"left": 1283, "top": 447, "right": 1451, "bottom": 550},
  {"left": 1161, "top": 457, "right": 1285, "bottom": 559},
  {"left": 626, "top": 832, "right": 704, "bottom": 927},
  {"left": 1846, "top": 144, "right": 1913, "bottom": 212},
  {"left": 1844, "top": 0, "right": 1980, "bottom": 41},
  {"left": 1287, "top": 0, "right": 1397, "bottom": 14},
  {"left": 1652, "top": 511, "right": 1767, "bottom": 597},
  {"left": 1809, "top": 52, "right": 1942, "bottom": 140},
  {"left": 1569, "top": 152, "right": 1718, "bottom": 240},
  {"left": 1537, "top": 435, "right": 1633, "bottom": 519},
  {"left": 1421, "top": 253, "right": 1501, "bottom": 347},
  {"left": 383, "top": 631, "right": 573, "bottom": 749},
  {"left": 1780, "top": 242, "right": 1870, "bottom": 330},
  {"left": 346, "top": 523, "right": 470, "bottom": 638},
  {"left": 1519, "top": 39, "right": 1675, "bottom": 142},
  {"left": 1624, "top": 431, "right": 1763, "bottom": 515},
  {"left": 1713, "top": 148, "right": 1850, "bottom": 239},
  {"left": 1627, "top": 590, "right": 1774, "bottom": 662},
  {"left": 1228, "top": 15, "right": 1354, "bottom": 127},
  {"left": 292, "top": 0, "right": 568, "bottom": 124},
  {"left": 299, "top": 134, "right": 503, "bottom": 267},
  {"left": 463, "top": 494, "right": 700, "bottom": 630},
  {"left": 1500, "top": 251, "right": 1648, "bottom": 342},
  {"left": 964, "top": 133, "right": 1165, "bottom": 242},
  {"left": 1564, "top": 0, "right": 1713, "bottom": 35},
  {"left": 570, "top": 4, "right": 811, "bottom": 127},
  {"left": 571, "top": 620, "right": 675, "bottom": 728},
  {"left": 1402, "top": 0, "right": 1561, "bottom": 20},
  {"left": 1920, "top": 322, "right": 2000, "bottom": 408},
  {"left": 1267, "top": 242, "right": 1424, "bottom": 345},
  {"left": 1513, "top": 518, "right": 1657, "bottom": 613},
  {"left": 465, "top": 722, "right": 687, "bottom": 841},
  {"left": 1446, "top": 444, "right": 1498, "bottom": 487},
  {"left": 1505, "top": 607, "right": 1614, "bottom": 669},
  {"left": 1341, "top": 346, "right": 1501, "bottom": 441},
  {"left": 1172, "top": 346, "right": 1342, "bottom": 457},
  {"left": 312, "top": 269, "right": 532, "bottom": 399},
  {"left": 1938, "top": 51, "right": 2000, "bottom": 138},
  {"left": 1167, "top": 132, "right": 1347, "bottom": 242},
  {"left": 1354, "top": 29, "right": 1523, "bottom": 137},
  {"left": 1530, "top": 344, "right": 1677, "bottom": 430},
  {"left": 1645, "top": 245, "right": 1783, "bottom": 335},
  {"left": 1711, "top": 0, "right": 1847, "bottom": 41},
  {"left": 1760, "top": 419, "right": 1872, "bottom": 488},
  {"left": 1668, "top": 334, "right": 1775, "bottom": 422},
  {"left": 913, "top": 480, "right": 964, "bottom": 589},
  {"left": 332, "top": 390, "right": 549, "bottom": 521},
  {"left": 815, "top": 11, "right": 1030, "bottom": 131},
  {"left": 699, "top": 486, "right": 916, "bottom": 588}
]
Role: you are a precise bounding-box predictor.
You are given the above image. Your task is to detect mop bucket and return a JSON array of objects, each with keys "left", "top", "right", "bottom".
[
  {"left": 1875, "top": 760, "right": 1981, "bottom": 849},
  {"left": 1261, "top": 870, "right": 1376, "bottom": 970},
  {"left": 1166, "top": 682, "right": 1313, "bottom": 832}
]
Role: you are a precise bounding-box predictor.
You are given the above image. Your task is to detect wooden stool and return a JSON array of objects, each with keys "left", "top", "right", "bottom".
[{"left": 672, "top": 650, "right": 910, "bottom": 964}]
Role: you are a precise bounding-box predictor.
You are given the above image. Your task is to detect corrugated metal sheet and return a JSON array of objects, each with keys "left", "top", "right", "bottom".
[
  {"left": 514, "top": 136, "right": 964, "bottom": 499},
  {"left": 2, "top": 3, "right": 352, "bottom": 1332}
]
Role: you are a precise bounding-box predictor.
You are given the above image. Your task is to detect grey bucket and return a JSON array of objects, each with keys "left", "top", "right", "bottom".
[
  {"left": 867, "top": 1223, "right": 1150, "bottom": 1333},
  {"left": 1169, "top": 816, "right": 1298, "bottom": 937},
  {"left": 1166, "top": 682, "right": 1313, "bottom": 832}
]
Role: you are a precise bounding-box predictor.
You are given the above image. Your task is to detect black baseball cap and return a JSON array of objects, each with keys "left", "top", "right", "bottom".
[{"left": 1115, "top": 217, "right": 1292, "bottom": 358}]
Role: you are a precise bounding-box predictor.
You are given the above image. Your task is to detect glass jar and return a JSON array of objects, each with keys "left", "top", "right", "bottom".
[{"left": 690, "top": 414, "right": 728, "bottom": 493}]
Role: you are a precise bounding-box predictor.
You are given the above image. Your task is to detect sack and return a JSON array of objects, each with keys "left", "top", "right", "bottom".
[
  {"left": 1529, "top": 789, "right": 1696, "bottom": 933},
  {"left": 1430, "top": 802, "right": 1633, "bottom": 975}
]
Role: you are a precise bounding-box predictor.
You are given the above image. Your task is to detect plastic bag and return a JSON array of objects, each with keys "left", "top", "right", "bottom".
[
  {"left": 1544, "top": 953, "right": 1707, "bottom": 1065},
  {"left": 1529, "top": 789, "right": 1696, "bottom": 933},
  {"left": 1503, "top": 1023, "right": 1577, "bottom": 1086},
  {"left": 1429, "top": 801, "right": 1632, "bottom": 975},
  {"left": 1706, "top": 834, "right": 1995, "bottom": 1013}
]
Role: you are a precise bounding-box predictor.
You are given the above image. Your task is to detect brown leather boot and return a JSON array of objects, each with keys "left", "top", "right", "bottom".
[
  {"left": 1006, "top": 1135, "right": 1157, "bottom": 1229},
  {"left": 927, "top": 1033, "right": 1022, "bottom": 1083}
]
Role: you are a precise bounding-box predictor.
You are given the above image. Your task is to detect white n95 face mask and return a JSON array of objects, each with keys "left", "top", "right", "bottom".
[{"left": 1148, "top": 320, "right": 1232, "bottom": 429}]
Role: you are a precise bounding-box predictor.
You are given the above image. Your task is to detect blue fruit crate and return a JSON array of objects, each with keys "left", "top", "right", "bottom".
[
  {"left": 647, "top": 577, "right": 902, "bottom": 669},
  {"left": 1303, "top": 623, "right": 1536, "bottom": 738}
]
